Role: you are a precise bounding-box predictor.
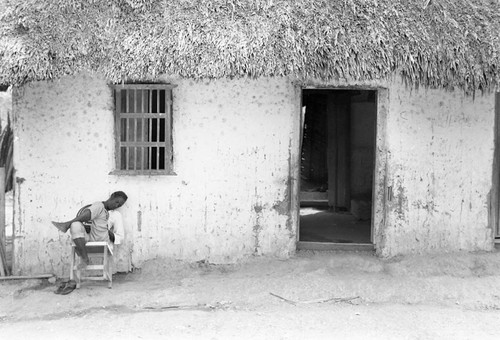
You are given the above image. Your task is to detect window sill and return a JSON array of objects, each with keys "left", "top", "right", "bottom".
[{"left": 109, "top": 170, "right": 177, "bottom": 176}]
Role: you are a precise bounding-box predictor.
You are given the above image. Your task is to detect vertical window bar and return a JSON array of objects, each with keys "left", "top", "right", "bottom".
[
  {"left": 142, "top": 91, "right": 146, "bottom": 170},
  {"left": 149, "top": 89, "right": 153, "bottom": 171},
  {"left": 142, "top": 90, "right": 146, "bottom": 141},
  {"left": 157, "top": 116, "right": 160, "bottom": 142},
  {"left": 125, "top": 147, "right": 129, "bottom": 170},
  {"left": 156, "top": 90, "right": 160, "bottom": 168},
  {"left": 156, "top": 90, "right": 160, "bottom": 169},
  {"left": 149, "top": 119, "right": 153, "bottom": 140},
  {"left": 148, "top": 146, "right": 152, "bottom": 170},
  {"left": 133, "top": 118, "right": 137, "bottom": 142},
  {"left": 134, "top": 89, "right": 137, "bottom": 113},
  {"left": 126, "top": 89, "right": 129, "bottom": 113},
  {"left": 133, "top": 146, "right": 137, "bottom": 170},
  {"left": 148, "top": 118, "right": 152, "bottom": 167}
]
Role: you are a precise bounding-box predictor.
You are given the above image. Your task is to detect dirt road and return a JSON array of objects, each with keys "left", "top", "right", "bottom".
[{"left": 1, "top": 250, "right": 500, "bottom": 339}]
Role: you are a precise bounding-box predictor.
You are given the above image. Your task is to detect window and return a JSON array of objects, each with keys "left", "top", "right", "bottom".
[{"left": 113, "top": 84, "right": 175, "bottom": 174}]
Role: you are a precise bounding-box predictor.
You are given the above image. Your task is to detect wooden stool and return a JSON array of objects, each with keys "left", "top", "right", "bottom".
[{"left": 70, "top": 241, "right": 114, "bottom": 288}]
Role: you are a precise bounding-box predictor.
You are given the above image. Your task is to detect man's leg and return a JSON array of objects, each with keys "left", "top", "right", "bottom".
[
  {"left": 70, "top": 222, "right": 89, "bottom": 266},
  {"left": 52, "top": 221, "right": 71, "bottom": 233},
  {"left": 73, "top": 238, "right": 89, "bottom": 265}
]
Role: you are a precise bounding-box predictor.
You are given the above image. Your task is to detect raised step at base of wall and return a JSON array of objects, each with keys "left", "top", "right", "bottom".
[{"left": 297, "top": 241, "right": 374, "bottom": 252}]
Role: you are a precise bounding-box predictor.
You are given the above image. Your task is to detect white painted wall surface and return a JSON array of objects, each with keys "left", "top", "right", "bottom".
[
  {"left": 12, "top": 74, "right": 498, "bottom": 275},
  {"left": 12, "top": 75, "right": 300, "bottom": 275},
  {"left": 378, "top": 82, "right": 496, "bottom": 256}
]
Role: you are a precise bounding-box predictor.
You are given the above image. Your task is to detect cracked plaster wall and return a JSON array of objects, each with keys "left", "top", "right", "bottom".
[
  {"left": 12, "top": 75, "right": 299, "bottom": 275},
  {"left": 377, "top": 83, "right": 497, "bottom": 256},
  {"left": 11, "top": 74, "right": 498, "bottom": 275}
]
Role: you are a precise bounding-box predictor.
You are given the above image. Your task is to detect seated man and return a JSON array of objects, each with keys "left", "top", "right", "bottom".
[{"left": 52, "top": 191, "right": 128, "bottom": 268}]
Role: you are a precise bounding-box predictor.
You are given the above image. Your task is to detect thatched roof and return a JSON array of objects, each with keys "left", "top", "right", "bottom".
[{"left": 0, "top": 0, "right": 499, "bottom": 93}]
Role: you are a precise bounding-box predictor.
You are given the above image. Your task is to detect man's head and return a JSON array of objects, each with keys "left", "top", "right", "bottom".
[{"left": 105, "top": 191, "right": 128, "bottom": 210}]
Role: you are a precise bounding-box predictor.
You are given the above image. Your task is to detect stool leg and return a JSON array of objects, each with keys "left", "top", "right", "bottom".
[
  {"left": 103, "top": 246, "right": 112, "bottom": 289},
  {"left": 103, "top": 246, "right": 107, "bottom": 281},
  {"left": 108, "top": 253, "right": 113, "bottom": 289},
  {"left": 75, "top": 256, "right": 81, "bottom": 289}
]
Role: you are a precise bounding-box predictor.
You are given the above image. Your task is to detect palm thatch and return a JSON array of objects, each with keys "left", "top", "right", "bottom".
[{"left": 0, "top": 0, "right": 499, "bottom": 94}]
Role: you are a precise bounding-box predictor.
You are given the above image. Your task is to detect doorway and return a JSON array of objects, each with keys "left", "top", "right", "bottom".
[{"left": 299, "top": 89, "right": 377, "bottom": 245}]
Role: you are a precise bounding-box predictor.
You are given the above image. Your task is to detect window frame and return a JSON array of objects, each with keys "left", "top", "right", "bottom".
[{"left": 111, "top": 83, "right": 176, "bottom": 176}]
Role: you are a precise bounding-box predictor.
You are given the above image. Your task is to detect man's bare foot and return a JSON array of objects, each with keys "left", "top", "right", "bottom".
[{"left": 52, "top": 221, "right": 69, "bottom": 233}]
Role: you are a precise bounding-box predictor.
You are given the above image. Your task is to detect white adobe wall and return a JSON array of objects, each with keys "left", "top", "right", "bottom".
[
  {"left": 12, "top": 75, "right": 300, "bottom": 276},
  {"left": 377, "top": 82, "right": 497, "bottom": 256},
  {"left": 11, "top": 74, "right": 498, "bottom": 275},
  {"left": 305, "top": 77, "right": 497, "bottom": 257}
]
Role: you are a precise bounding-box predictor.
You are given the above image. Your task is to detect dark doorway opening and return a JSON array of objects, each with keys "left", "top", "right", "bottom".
[{"left": 299, "top": 89, "right": 377, "bottom": 244}]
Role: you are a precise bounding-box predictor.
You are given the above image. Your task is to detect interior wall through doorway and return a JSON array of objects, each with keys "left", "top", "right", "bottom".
[{"left": 299, "top": 89, "right": 377, "bottom": 244}]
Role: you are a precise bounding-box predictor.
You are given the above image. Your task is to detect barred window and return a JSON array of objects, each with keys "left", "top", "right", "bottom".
[{"left": 113, "top": 84, "right": 175, "bottom": 174}]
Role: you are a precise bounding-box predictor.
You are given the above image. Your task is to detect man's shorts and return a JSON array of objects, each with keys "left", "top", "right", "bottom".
[{"left": 70, "top": 222, "right": 90, "bottom": 241}]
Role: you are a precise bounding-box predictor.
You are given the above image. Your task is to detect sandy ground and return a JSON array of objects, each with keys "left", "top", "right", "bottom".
[{"left": 1, "top": 250, "right": 500, "bottom": 339}]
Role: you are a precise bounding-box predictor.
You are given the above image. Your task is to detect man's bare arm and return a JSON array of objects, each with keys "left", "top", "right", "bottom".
[{"left": 74, "top": 209, "right": 92, "bottom": 223}]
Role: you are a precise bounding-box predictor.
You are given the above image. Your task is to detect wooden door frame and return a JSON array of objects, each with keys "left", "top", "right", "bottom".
[
  {"left": 491, "top": 92, "right": 500, "bottom": 242},
  {"left": 372, "top": 89, "right": 389, "bottom": 246}
]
